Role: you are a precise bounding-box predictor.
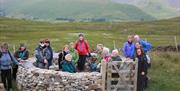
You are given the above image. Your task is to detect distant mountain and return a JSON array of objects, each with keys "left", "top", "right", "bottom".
[
  {"left": 112, "top": 0, "right": 180, "bottom": 19},
  {"left": 1, "top": 0, "right": 155, "bottom": 21}
]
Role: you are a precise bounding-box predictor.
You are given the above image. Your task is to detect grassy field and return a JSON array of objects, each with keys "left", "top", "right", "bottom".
[
  {"left": 0, "top": 17, "right": 180, "bottom": 52},
  {"left": 0, "top": 17, "right": 180, "bottom": 91}
]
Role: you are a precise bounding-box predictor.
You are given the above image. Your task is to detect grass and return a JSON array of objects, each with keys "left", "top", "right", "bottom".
[
  {"left": 147, "top": 52, "right": 180, "bottom": 91},
  {"left": 0, "top": 17, "right": 180, "bottom": 52},
  {"left": 0, "top": 16, "right": 180, "bottom": 91}
]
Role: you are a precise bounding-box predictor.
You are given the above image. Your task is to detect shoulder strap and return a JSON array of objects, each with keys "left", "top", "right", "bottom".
[
  {"left": 84, "top": 40, "right": 88, "bottom": 49},
  {"left": 8, "top": 51, "right": 13, "bottom": 61}
]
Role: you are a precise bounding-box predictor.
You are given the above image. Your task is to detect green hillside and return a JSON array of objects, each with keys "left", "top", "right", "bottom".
[
  {"left": 4, "top": 0, "right": 155, "bottom": 21},
  {"left": 112, "top": 0, "right": 180, "bottom": 19},
  {"left": 137, "top": 0, "right": 180, "bottom": 19}
]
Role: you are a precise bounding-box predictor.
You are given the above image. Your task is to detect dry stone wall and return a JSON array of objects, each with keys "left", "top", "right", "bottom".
[{"left": 16, "top": 58, "right": 102, "bottom": 91}]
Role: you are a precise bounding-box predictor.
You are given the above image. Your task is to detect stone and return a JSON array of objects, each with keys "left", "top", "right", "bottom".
[
  {"left": 16, "top": 57, "right": 102, "bottom": 91},
  {"left": 0, "top": 83, "right": 5, "bottom": 91}
]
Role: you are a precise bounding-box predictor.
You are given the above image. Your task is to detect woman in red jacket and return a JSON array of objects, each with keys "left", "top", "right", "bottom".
[{"left": 75, "top": 33, "right": 90, "bottom": 71}]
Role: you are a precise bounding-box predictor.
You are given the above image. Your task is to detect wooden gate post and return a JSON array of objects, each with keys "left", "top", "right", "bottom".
[
  {"left": 101, "top": 61, "right": 107, "bottom": 91},
  {"left": 134, "top": 60, "right": 138, "bottom": 91}
]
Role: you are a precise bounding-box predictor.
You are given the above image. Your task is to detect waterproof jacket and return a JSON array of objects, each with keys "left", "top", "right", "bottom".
[
  {"left": 75, "top": 40, "right": 90, "bottom": 55},
  {"left": 62, "top": 60, "right": 76, "bottom": 73},
  {"left": 111, "top": 56, "right": 122, "bottom": 61},
  {"left": 58, "top": 51, "right": 69, "bottom": 69},
  {"left": 69, "top": 49, "right": 79, "bottom": 65},
  {"left": 0, "top": 51, "right": 19, "bottom": 70},
  {"left": 123, "top": 42, "right": 135, "bottom": 59},
  {"left": 35, "top": 46, "right": 45, "bottom": 63},
  {"left": 139, "top": 40, "right": 152, "bottom": 54},
  {"left": 14, "top": 49, "right": 29, "bottom": 61},
  {"left": 44, "top": 47, "right": 53, "bottom": 67}
]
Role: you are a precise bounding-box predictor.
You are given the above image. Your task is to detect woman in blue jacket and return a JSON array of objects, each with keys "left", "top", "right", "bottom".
[
  {"left": 123, "top": 35, "right": 135, "bottom": 60},
  {"left": 0, "top": 43, "right": 22, "bottom": 91}
]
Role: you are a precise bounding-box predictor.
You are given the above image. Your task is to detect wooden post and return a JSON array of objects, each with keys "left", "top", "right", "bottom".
[
  {"left": 174, "top": 36, "right": 178, "bottom": 52},
  {"left": 101, "top": 61, "right": 107, "bottom": 91},
  {"left": 13, "top": 45, "right": 16, "bottom": 53},
  {"left": 134, "top": 60, "right": 138, "bottom": 91},
  {"left": 107, "top": 62, "right": 112, "bottom": 91},
  {"left": 113, "top": 40, "right": 116, "bottom": 49}
]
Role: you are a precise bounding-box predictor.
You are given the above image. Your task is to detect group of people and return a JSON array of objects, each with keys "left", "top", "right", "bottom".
[
  {"left": 123, "top": 35, "right": 152, "bottom": 91},
  {"left": 0, "top": 33, "right": 152, "bottom": 91},
  {"left": 34, "top": 39, "right": 53, "bottom": 69}
]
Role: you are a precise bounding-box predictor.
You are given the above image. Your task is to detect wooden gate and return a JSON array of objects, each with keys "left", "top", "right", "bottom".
[{"left": 102, "top": 60, "right": 138, "bottom": 91}]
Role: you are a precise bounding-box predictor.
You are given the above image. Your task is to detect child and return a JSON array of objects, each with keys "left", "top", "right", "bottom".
[
  {"left": 62, "top": 54, "right": 76, "bottom": 73},
  {"left": 136, "top": 46, "right": 148, "bottom": 91},
  {"left": 111, "top": 49, "right": 122, "bottom": 61}
]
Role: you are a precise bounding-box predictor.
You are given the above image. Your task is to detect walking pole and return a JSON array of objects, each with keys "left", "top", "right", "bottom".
[
  {"left": 174, "top": 36, "right": 178, "bottom": 52},
  {"left": 13, "top": 45, "right": 16, "bottom": 53}
]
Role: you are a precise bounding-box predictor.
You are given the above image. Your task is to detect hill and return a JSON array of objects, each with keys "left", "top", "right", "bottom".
[
  {"left": 2, "top": 0, "right": 155, "bottom": 21},
  {"left": 112, "top": 0, "right": 180, "bottom": 19}
]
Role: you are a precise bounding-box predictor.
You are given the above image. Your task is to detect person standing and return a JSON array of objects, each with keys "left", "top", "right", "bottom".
[
  {"left": 13, "top": 43, "right": 29, "bottom": 80},
  {"left": 134, "top": 35, "right": 152, "bottom": 55},
  {"left": 135, "top": 45, "right": 148, "bottom": 91},
  {"left": 0, "top": 43, "right": 22, "bottom": 91},
  {"left": 44, "top": 39, "right": 53, "bottom": 69},
  {"left": 35, "top": 40, "right": 47, "bottom": 69},
  {"left": 74, "top": 33, "right": 91, "bottom": 71},
  {"left": 134, "top": 35, "right": 152, "bottom": 66},
  {"left": 123, "top": 35, "right": 135, "bottom": 60}
]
